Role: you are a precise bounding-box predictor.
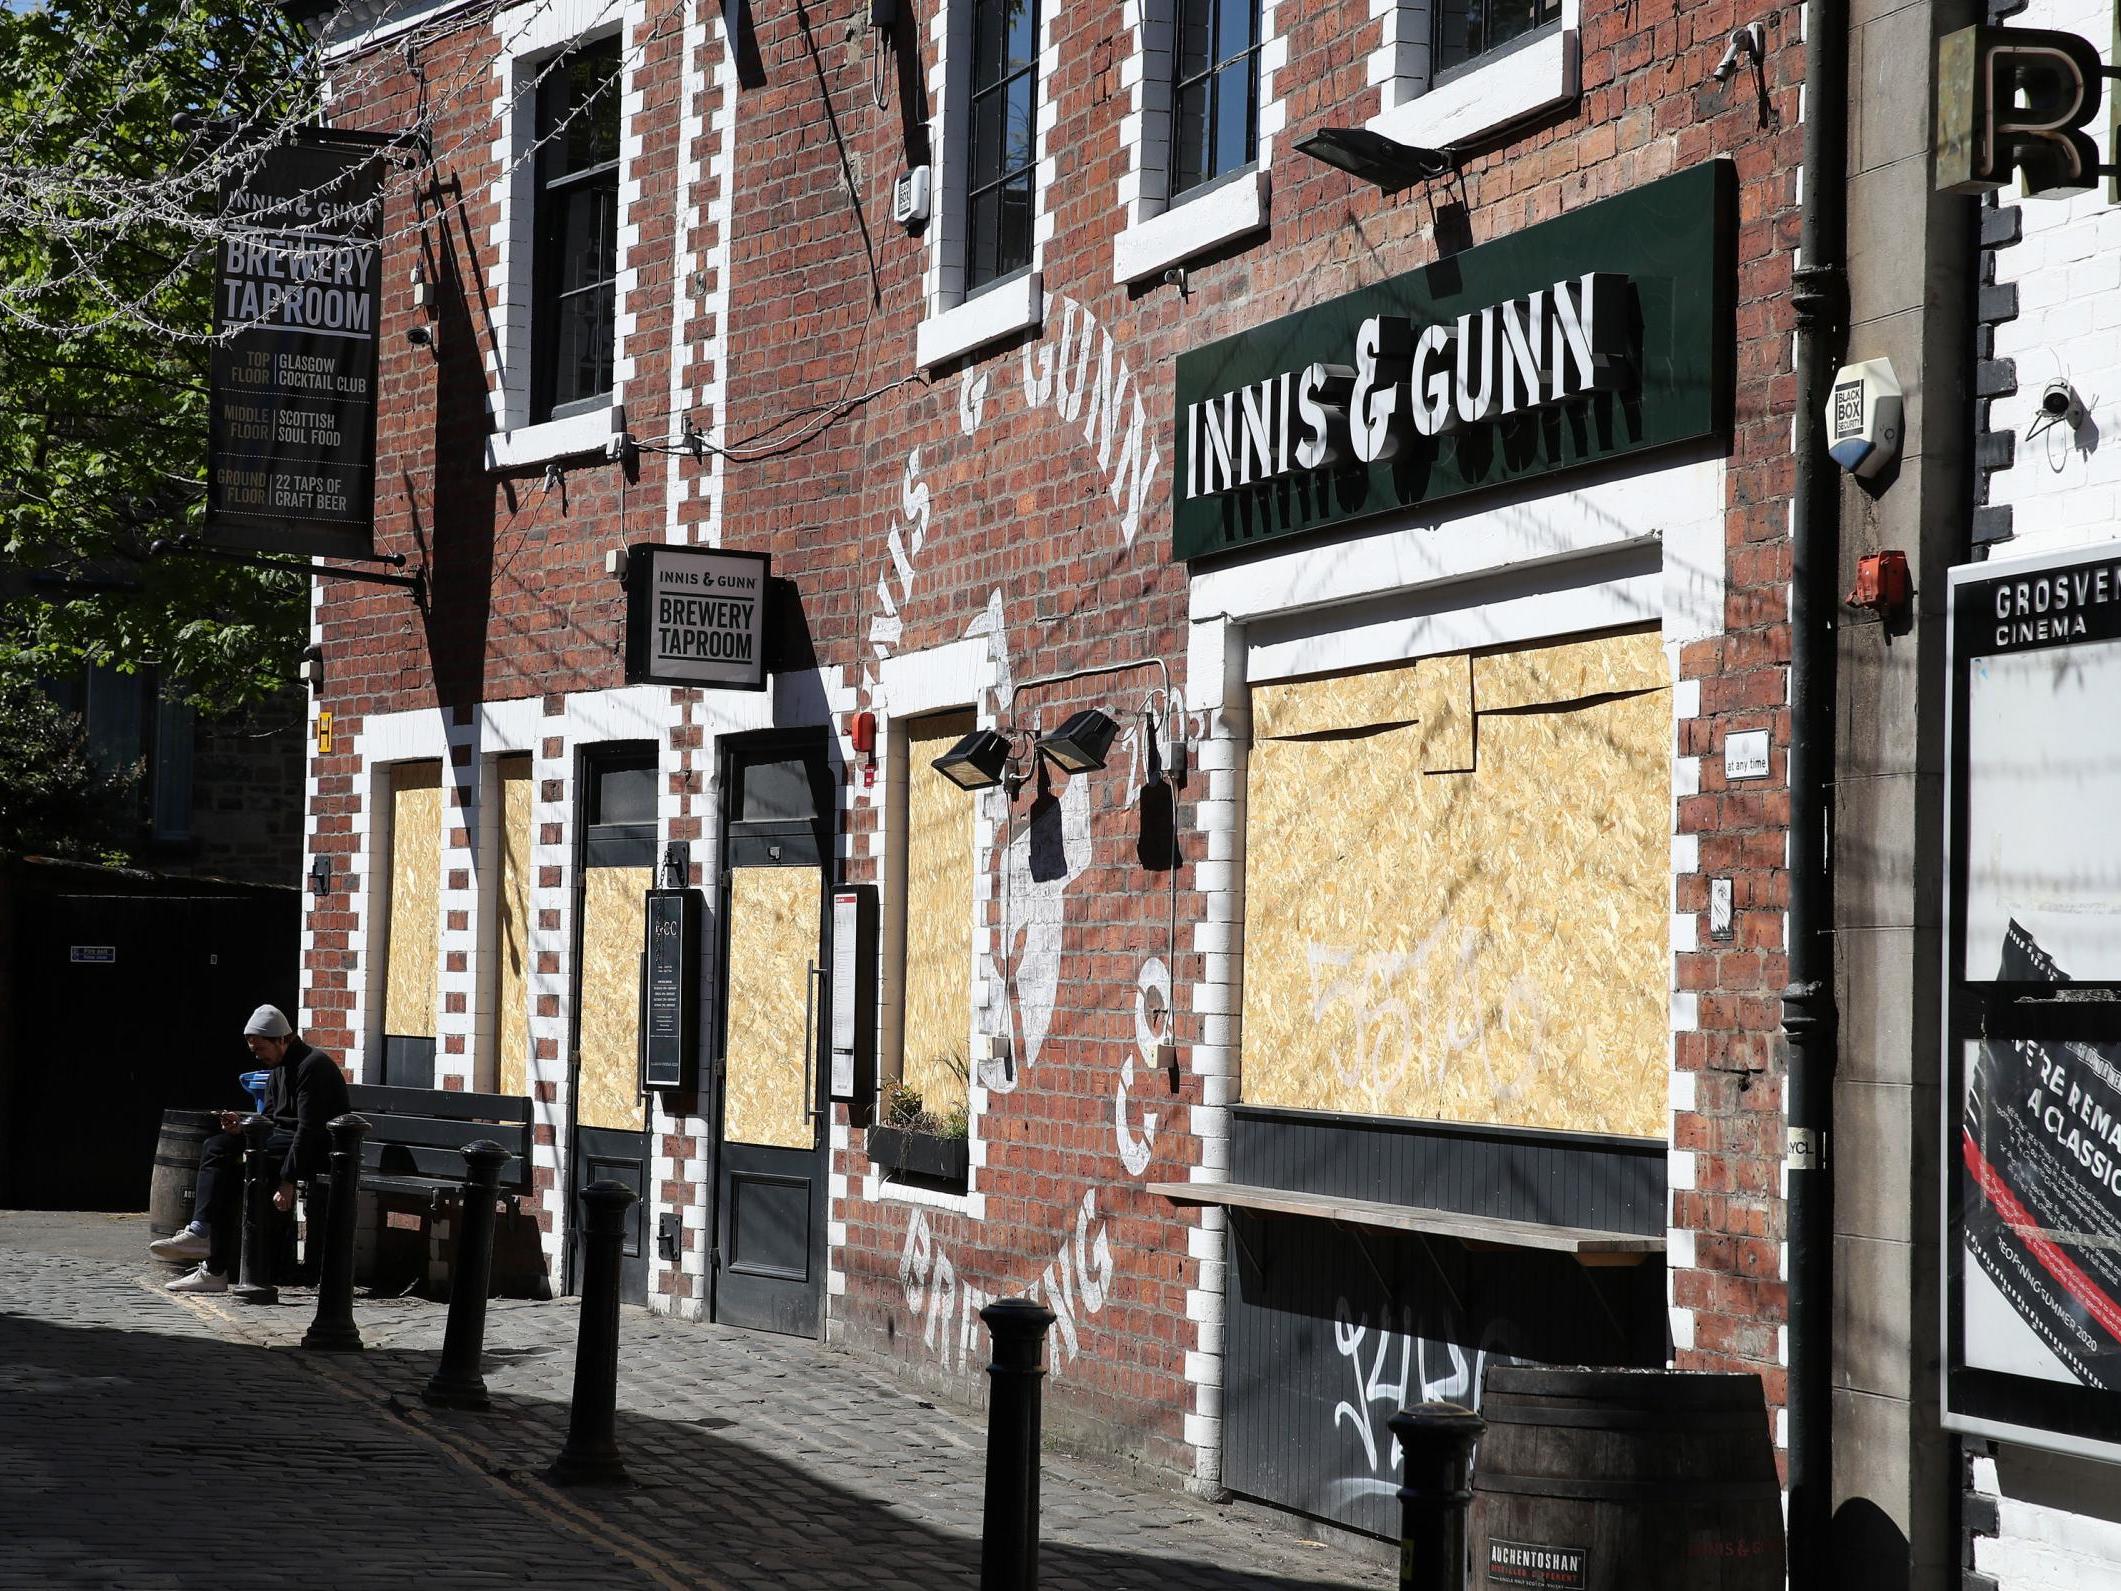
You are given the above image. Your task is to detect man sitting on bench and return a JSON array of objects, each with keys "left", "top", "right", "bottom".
[{"left": 150, "top": 1004, "right": 351, "bottom": 1293}]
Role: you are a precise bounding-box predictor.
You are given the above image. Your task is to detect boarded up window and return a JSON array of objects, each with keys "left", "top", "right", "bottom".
[
  {"left": 723, "top": 866, "right": 821, "bottom": 1148},
  {"left": 576, "top": 864, "right": 650, "bottom": 1130},
  {"left": 1240, "top": 628, "right": 1669, "bottom": 1140},
  {"left": 495, "top": 756, "right": 534, "bottom": 1098},
  {"left": 899, "top": 711, "right": 977, "bottom": 1111},
  {"left": 382, "top": 762, "right": 441, "bottom": 1041}
]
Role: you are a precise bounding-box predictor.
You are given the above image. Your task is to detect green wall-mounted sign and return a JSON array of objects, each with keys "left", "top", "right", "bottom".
[{"left": 1171, "top": 159, "right": 1736, "bottom": 564}]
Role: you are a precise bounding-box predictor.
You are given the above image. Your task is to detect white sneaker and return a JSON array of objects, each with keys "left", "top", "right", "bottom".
[
  {"left": 166, "top": 1264, "right": 228, "bottom": 1294},
  {"left": 149, "top": 1227, "right": 210, "bottom": 1264}
]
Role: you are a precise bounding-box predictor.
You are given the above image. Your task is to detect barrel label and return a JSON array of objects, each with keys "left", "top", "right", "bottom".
[{"left": 1487, "top": 1539, "right": 1587, "bottom": 1588}]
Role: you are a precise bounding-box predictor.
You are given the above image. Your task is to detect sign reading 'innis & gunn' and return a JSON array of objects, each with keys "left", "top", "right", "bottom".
[{"left": 1171, "top": 159, "right": 1735, "bottom": 562}]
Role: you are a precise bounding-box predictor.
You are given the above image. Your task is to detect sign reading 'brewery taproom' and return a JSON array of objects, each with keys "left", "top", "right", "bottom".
[
  {"left": 1172, "top": 159, "right": 1735, "bottom": 562},
  {"left": 624, "top": 544, "right": 772, "bottom": 690},
  {"left": 206, "top": 138, "right": 385, "bottom": 559}
]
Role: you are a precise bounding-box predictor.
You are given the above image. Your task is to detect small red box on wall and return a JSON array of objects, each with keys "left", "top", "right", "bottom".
[{"left": 1847, "top": 550, "right": 1911, "bottom": 616}]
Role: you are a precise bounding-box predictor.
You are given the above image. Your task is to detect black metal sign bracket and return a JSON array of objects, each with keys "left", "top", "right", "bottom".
[{"left": 152, "top": 536, "right": 426, "bottom": 600}]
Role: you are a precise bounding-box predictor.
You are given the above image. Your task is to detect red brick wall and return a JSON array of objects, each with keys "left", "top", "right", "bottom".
[{"left": 307, "top": 0, "right": 1805, "bottom": 1474}]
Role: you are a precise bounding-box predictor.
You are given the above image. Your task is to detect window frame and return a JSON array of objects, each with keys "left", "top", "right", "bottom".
[
  {"left": 1167, "top": 0, "right": 1262, "bottom": 203},
  {"left": 1366, "top": 0, "right": 1579, "bottom": 153},
  {"left": 530, "top": 37, "right": 623, "bottom": 425},
  {"left": 1429, "top": 0, "right": 1562, "bottom": 88},
  {"left": 962, "top": 0, "right": 1042, "bottom": 296}
]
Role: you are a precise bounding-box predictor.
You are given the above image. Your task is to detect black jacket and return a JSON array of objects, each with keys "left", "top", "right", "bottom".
[{"left": 261, "top": 1038, "right": 351, "bottom": 1185}]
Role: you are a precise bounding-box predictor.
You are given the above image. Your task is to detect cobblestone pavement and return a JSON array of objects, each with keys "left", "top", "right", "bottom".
[{"left": 0, "top": 1213, "right": 1394, "bottom": 1591}]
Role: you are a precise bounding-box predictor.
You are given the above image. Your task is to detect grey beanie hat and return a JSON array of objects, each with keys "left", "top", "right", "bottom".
[{"left": 243, "top": 1004, "right": 292, "bottom": 1038}]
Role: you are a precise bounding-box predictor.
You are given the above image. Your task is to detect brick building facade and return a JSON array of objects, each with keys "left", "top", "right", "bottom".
[{"left": 294, "top": 0, "right": 1809, "bottom": 1533}]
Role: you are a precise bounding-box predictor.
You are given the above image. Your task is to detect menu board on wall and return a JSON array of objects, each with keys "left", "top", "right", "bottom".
[{"left": 1946, "top": 537, "right": 2121, "bottom": 1461}]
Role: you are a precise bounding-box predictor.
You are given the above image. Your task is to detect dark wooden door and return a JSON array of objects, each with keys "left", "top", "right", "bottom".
[{"left": 711, "top": 736, "right": 832, "bottom": 1337}]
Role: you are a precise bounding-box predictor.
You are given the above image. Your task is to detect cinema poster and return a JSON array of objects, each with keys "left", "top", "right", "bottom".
[
  {"left": 1947, "top": 537, "right": 2121, "bottom": 1459},
  {"left": 205, "top": 138, "right": 383, "bottom": 559}
]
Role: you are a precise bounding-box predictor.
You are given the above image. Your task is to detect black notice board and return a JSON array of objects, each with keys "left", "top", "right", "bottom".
[
  {"left": 642, "top": 888, "right": 701, "bottom": 1092},
  {"left": 206, "top": 138, "right": 384, "bottom": 559}
]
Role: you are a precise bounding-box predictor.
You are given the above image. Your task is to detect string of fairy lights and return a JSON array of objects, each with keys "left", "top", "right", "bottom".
[{"left": 0, "top": 0, "right": 669, "bottom": 345}]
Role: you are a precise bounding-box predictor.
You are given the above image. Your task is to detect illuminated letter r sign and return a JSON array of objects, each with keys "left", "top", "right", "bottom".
[{"left": 1937, "top": 25, "right": 2106, "bottom": 198}]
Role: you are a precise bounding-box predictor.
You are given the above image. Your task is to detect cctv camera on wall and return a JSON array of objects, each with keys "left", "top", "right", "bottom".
[{"left": 2039, "top": 378, "right": 2087, "bottom": 433}]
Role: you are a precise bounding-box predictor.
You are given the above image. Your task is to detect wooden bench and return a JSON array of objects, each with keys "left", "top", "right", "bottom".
[
  {"left": 323, "top": 1084, "right": 544, "bottom": 1297},
  {"left": 342, "top": 1083, "right": 534, "bottom": 1209}
]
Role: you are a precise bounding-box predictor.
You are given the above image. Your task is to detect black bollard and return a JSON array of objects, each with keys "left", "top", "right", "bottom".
[
  {"left": 423, "top": 1139, "right": 512, "bottom": 1409},
  {"left": 1387, "top": 1401, "right": 1486, "bottom": 1591},
  {"left": 979, "top": 1296, "right": 1057, "bottom": 1591},
  {"left": 302, "top": 1114, "right": 370, "bottom": 1351},
  {"left": 232, "top": 1113, "right": 280, "bottom": 1306},
  {"left": 548, "top": 1179, "right": 638, "bottom": 1485}
]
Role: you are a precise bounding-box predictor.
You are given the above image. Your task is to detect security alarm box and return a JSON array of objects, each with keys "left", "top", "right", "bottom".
[
  {"left": 828, "top": 885, "right": 879, "bottom": 1109},
  {"left": 641, "top": 887, "right": 702, "bottom": 1092},
  {"left": 1828, "top": 357, "right": 1903, "bottom": 480},
  {"left": 892, "top": 167, "right": 931, "bottom": 228}
]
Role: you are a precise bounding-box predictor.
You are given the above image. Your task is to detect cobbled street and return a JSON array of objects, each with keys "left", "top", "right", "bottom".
[{"left": 0, "top": 1212, "right": 1394, "bottom": 1590}]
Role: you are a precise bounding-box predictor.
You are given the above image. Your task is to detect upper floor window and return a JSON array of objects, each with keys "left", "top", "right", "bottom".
[
  {"left": 965, "top": 0, "right": 1038, "bottom": 292},
  {"left": 1433, "top": 0, "right": 1562, "bottom": 79},
  {"left": 1171, "top": 0, "right": 1260, "bottom": 199},
  {"left": 533, "top": 39, "right": 621, "bottom": 422}
]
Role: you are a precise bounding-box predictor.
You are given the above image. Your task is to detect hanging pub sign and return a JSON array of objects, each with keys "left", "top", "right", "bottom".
[
  {"left": 1171, "top": 159, "right": 1734, "bottom": 563},
  {"left": 1945, "top": 536, "right": 2121, "bottom": 1462},
  {"left": 206, "top": 138, "right": 384, "bottom": 558},
  {"left": 624, "top": 544, "right": 772, "bottom": 689}
]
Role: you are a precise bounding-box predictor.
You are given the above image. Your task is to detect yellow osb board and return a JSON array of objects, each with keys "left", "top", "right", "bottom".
[
  {"left": 1413, "top": 652, "right": 1474, "bottom": 773},
  {"left": 1241, "top": 633, "right": 1668, "bottom": 1139},
  {"left": 724, "top": 866, "right": 819, "bottom": 1150},
  {"left": 576, "top": 865, "right": 649, "bottom": 1130},
  {"left": 903, "top": 712, "right": 975, "bottom": 1108},
  {"left": 383, "top": 763, "right": 441, "bottom": 1040},
  {"left": 1474, "top": 629, "right": 1668, "bottom": 712},
  {"left": 497, "top": 758, "right": 534, "bottom": 1100},
  {"left": 1253, "top": 660, "right": 1419, "bottom": 740}
]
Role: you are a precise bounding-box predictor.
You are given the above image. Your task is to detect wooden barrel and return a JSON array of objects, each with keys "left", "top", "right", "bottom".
[
  {"left": 1469, "top": 1366, "right": 1784, "bottom": 1591},
  {"left": 147, "top": 1109, "right": 219, "bottom": 1239}
]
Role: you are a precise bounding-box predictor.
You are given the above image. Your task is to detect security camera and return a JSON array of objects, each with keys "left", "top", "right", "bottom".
[
  {"left": 406, "top": 323, "right": 438, "bottom": 353},
  {"left": 1712, "top": 24, "right": 1764, "bottom": 83},
  {"left": 2041, "top": 378, "right": 2086, "bottom": 431}
]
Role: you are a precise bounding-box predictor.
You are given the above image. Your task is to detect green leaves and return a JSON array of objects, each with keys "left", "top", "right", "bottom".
[{"left": 0, "top": 0, "right": 322, "bottom": 711}]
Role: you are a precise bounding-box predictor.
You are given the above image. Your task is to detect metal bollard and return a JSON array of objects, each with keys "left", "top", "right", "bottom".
[
  {"left": 979, "top": 1296, "right": 1057, "bottom": 1591},
  {"left": 1387, "top": 1402, "right": 1486, "bottom": 1591},
  {"left": 302, "top": 1114, "right": 370, "bottom": 1352},
  {"left": 548, "top": 1179, "right": 639, "bottom": 1485},
  {"left": 423, "top": 1140, "right": 512, "bottom": 1409},
  {"left": 232, "top": 1114, "right": 280, "bottom": 1306}
]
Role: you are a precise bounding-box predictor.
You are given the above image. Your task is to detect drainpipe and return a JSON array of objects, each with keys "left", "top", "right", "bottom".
[{"left": 1782, "top": 0, "right": 1848, "bottom": 1576}]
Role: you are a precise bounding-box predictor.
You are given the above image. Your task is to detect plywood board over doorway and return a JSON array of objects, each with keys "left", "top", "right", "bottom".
[
  {"left": 383, "top": 762, "right": 441, "bottom": 1039},
  {"left": 723, "top": 867, "right": 818, "bottom": 1150},
  {"left": 1241, "top": 628, "right": 1670, "bottom": 1140},
  {"left": 576, "top": 865, "right": 650, "bottom": 1131},
  {"left": 902, "top": 711, "right": 976, "bottom": 1109},
  {"left": 496, "top": 757, "right": 534, "bottom": 1099}
]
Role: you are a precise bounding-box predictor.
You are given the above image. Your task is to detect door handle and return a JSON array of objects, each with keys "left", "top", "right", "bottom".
[{"left": 803, "top": 960, "right": 822, "bottom": 1127}]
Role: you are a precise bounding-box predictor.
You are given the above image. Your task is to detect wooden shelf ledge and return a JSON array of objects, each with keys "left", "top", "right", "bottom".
[{"left": 1146, "top": 1180, "right": 1665, "bottom": 1263}]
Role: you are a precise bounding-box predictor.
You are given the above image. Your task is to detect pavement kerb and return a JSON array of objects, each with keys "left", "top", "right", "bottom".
[{"left": 152, "top": 1280, "right": 718, "bottom": 1591}]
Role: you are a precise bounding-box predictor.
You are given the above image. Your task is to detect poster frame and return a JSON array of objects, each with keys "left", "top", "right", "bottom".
[{"left": 1942, "top": 533, "right": 2121, "bottom": 1463}]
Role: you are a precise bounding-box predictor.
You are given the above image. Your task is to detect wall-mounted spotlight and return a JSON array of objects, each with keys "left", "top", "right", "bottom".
[
  {"left": 932, "top": 728, "right": 1015, "bottom": 790},
  {"left": 1295, "top": 127, "right": 1454, "bottom": 191},
  {"left": 309, "top": 853, "right": 333, "bottom": 899},
  {"left": 1035, "top": 709, "right": 1120, "bottom": 774}
]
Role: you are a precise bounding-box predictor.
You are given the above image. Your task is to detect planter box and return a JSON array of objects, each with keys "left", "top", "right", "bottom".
[{"left": 866, "top": 1125, "right": 969, "bottom": 1184}]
